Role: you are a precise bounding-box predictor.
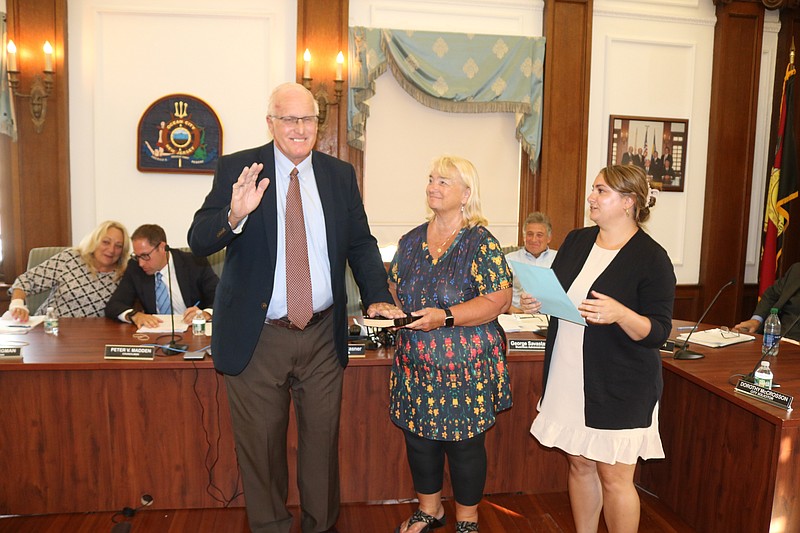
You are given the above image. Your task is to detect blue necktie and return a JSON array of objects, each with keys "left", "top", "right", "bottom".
[{"left": 155, "top": 272, "right": 171, "bottom": 315}]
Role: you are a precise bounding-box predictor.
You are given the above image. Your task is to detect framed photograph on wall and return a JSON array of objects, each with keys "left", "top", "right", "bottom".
[{"left": 607, "top": 115, "right": 688, "bottom": 192}]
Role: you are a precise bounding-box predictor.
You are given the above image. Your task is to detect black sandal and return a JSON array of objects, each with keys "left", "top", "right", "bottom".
[
  {"left": 394, "top": 508, "right": 446, "bottom": 533},
  {"left": 456, "top": 521, "right": 479, "bottom": 532}
]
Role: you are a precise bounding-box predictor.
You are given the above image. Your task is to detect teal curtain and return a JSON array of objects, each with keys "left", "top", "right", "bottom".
[
  {"left": 1, "top": 14, "right": 17, "bottom": 141},
  {"left": 348, "top": 27, "right": 545, "bottom": 170}
]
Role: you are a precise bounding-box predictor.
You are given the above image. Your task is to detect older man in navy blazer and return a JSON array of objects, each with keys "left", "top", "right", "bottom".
[{"left": 188, "top": 82, "right": 402, "bottom": 533}]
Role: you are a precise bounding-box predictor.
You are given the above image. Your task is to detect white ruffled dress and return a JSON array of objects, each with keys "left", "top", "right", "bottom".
[{"left": 530, "top": 244, "right": 664, "bottom": 465}]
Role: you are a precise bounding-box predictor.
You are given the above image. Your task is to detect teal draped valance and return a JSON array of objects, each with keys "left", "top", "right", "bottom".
[
  {"left": 0, "top": 14, "right": 17, "bottom": 141},
  {"left": 347, "top": 26, "right": 546, "bottom": 170}
]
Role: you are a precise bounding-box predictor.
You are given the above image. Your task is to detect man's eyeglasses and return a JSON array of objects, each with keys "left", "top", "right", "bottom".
[
  {"left": 131, "top": 243, "right": 160, "bottom": 262},
  {"left": 269, "top": 115, "right": 319, "bottom": 126},
  {"left": 719, "top": 326, "right": 741, "bottom": 339}
]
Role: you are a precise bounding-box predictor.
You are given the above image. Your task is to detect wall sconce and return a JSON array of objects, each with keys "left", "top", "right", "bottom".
[
  {"left": 5, "top": 40, "right": 55, "bottom": 134},
  {"left": 301, "top": 49, "right": 344, "bottom": 127}
]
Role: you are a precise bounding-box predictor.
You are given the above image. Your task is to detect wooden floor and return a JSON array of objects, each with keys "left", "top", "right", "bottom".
[{"left": 0, "top": 488, "right": 694, "bottom": 533}]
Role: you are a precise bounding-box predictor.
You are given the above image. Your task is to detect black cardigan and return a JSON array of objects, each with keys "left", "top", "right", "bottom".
[{"left": 541, "top": 226, "right": 675, "bottom": 430}]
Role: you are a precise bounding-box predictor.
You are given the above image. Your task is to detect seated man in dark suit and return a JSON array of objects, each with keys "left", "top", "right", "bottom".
[
  {"left": 105, "top": 224, "right": 218, "bottom": 328},
  {"left": 733, "top": 262, "right": 800, "bottom": 340}
]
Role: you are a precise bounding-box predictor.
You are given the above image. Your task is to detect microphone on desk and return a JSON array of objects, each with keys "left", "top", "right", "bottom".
[
  {"left": 163, "top": 245, "right": 188, "bottom": 356},
  {"left": 740, "top": 310, "right": 800, "bottom": 385},
  {"left": 674, "top": 278, "right": 736, "bottom": 360}
]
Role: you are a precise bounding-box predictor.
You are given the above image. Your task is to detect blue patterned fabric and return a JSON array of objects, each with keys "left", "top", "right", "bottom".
[
  {"left": 388, "top": 223, "right": 513, "bottom": 441},
  {"left": 155, "top": 272, "right": 170, "bottom": 314},
  {"left": 0, "top": 15, "right": 17, "bottom": 141},
  {"left": 348, "top": 26, "right": 545, "bottom": 170}
]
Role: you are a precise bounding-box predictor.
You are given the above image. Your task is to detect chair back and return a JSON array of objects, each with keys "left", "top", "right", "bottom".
[
  {"left": 177, "top": 247, "right": 226, "bottom": 279},
  {"left": 345, "top": 262, "right": 363, "bottom": 316},
  {"left": 25, "top": 247, "right": 68, "bottom": 314}
]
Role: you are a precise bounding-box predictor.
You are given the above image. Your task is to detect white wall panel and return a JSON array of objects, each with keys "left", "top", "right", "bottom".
[
  {"left": 361, "top": 73, "right": 521, "bottom": 247},
  {"left": 589, "top": 2, "right": 716, "bottom": 284},
  {"left": 68, "top": 0, "right": 296, "bottom": 246},
  {"left": 349, "top": 0, "right": 543, "bottom": 246},
  {"left": 744, "top": 13, "right": 780, "bottom": 283}
]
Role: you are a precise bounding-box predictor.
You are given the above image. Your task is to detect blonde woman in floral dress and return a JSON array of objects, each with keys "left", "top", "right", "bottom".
[{"left": 390, "top": 156, "right": 512, "bottom": 533}]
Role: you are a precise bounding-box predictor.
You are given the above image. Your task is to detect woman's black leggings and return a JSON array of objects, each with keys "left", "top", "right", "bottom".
[{"left": 403, "top": 429, "right": 487, "bottom": 506}]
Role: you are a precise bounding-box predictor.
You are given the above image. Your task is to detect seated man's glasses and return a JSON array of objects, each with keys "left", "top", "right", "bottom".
[
  {"left": 131, "top": 243, "right": 160, "bottom": 262},
  {"left": 270, "top": 115, "right": 319, "bottom": 126}
]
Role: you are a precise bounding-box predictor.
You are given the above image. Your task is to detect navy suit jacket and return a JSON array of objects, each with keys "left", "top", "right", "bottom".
[
  {"left": 105, "top": 248, "right": 219, "bottom": 319},
  {"left": 753, "top": 262, "right": 800, "bottom": 339},
  {"left": 188, "top": 142, "right": 392, "bottom": 375}
]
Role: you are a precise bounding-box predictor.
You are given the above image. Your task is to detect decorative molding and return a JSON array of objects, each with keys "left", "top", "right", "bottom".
[
  {"left": 594, "top": 8, "right": 716, "bottom": 26},
  {"left": 713, "top": 0, "right": 800, "bottom": 8}
]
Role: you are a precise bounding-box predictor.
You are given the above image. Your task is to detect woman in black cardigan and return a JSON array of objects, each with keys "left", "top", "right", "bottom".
[{"left": 522, "top": 165, "right": 675, "bottom": 533}]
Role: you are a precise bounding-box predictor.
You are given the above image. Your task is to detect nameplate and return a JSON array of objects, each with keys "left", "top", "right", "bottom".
[
  {"left": 348, "top": 344, "right": 366, "bottom": 357},
  {"left": 734, "top": 379, "right": 793, "bottom": 411},
  {"left": 509, "top": 339, "right": 546, "bottom": 351},
  {"left": 104, "top": 345, "right": 155, "bottom": 360},
  {"left": 0, "top": 347, "right": 22, "bottom": 359}
]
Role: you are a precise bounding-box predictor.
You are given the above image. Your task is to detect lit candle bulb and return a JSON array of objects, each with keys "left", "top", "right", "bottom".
[
  {"left": 6, "top": 40, "right": 17, "bottom": 71},
  {"left": 303, "top": 49, "right": 311, "bottom": 79},
  {"left": 335, "top": 51, "right": 344, "bottom": 81},
  {"left": 43, "top": 41, "right": 54, "bottom": 72}
]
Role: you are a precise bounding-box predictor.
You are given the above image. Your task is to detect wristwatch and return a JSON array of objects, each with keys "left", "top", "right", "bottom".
[
  {"left": 126, "top": 310, "right": 139, "bottom": 324},
  {"left": 444, "top": 308, "right": 454, "bottom": 327}
]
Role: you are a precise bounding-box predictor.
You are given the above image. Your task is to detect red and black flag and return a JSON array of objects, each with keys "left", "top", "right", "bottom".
[{"left": 759, "top": 58, "right": 798, "bottom": 295}]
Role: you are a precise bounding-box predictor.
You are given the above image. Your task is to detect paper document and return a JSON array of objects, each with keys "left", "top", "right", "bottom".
[
  {"left": 497, "top": 313, "right": 548, "bottom": 333},
  {"left": 137, "top": 314, "right": 189, "bottom": 333},
  {"left": 509, "top": 262, "right": 586, "bottom": 326},
  {"left": 0, "top": 312, "right": 45, "bottom": 334},
  {"left": 676, "top": 328, "right": 755, "bottom": 348}
]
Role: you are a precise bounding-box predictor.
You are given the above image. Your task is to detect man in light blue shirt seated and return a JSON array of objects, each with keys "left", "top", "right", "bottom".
[{"left": 506, "top": 211, "right": 557, "bottom": 313}]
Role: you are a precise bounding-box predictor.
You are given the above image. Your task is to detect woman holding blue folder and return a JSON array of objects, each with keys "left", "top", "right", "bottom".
[{"left": 523, "top": 165, "right": 675, "bottom": 533}]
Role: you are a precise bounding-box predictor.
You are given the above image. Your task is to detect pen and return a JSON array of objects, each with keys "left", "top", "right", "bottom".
[
  {"left": 7, "top": 325, "right": 30, "bottom": 328},
  {"left": 193, "top": 300, "right": 200, "bottom": 308},
  {"left": 676, "top": 326, "right": 694, "bottom": 331}
]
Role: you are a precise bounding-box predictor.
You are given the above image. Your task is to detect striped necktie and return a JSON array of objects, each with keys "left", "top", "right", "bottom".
[
  {"left": 155, "top": 271, "right": 171, "bottom": 315},
  {"left": 285, "top": 167, "right": 313, "bottom": 329}
]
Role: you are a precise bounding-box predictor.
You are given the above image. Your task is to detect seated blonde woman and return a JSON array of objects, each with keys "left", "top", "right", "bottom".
[{"left": 9, "top": 220, "right": 130, "bottom": 321}]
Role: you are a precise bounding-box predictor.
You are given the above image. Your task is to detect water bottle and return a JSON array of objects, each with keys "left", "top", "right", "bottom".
[
  {"left": 192, "top": 310, "right": 206, "bottom": 336},
  {"left": 754, "top": 360, "right": 773, "bottom": 389},
  {"left": 762, "top": 307, "right": 781, "bottom": 357},
  {"left": 44, "top": 306, "right": 59, "bottom": 336}
]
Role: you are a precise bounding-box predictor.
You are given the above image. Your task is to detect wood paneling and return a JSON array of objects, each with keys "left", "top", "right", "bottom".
[
  {"left": 673, "top": 284, "right": 702, "bottom": 321},
  {"left": 3, "top": 0, "right": 70, "bottom": 282},
  {"left": 537, "top": 0, "right": 593, "bottom": 247},
  {"left": 297, "top": 0, "right": 366, "bottom": 190},
  {"left": 640, "top": 322, "right": 800, "bottom": 532},
  {"left": 699, "top": 1, "right": 765, "bottom": 326}
]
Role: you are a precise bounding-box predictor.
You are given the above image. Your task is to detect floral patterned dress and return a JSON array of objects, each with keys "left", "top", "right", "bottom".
[{"left": 389, "top": 223, "right": 513, "bottom": 441}]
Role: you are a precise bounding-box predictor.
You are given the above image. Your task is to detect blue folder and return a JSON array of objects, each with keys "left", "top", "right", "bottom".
[{"left": 510, "top": 261, "right": 586, "bottom": 326}]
